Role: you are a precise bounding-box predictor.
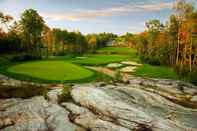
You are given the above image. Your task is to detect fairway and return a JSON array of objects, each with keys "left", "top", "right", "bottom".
[
  {"left": 7, "top": 61, "right": 94, "bottom": 82},
  {"left": 96, "top": 47, "right": 139, "bottom": 62}
]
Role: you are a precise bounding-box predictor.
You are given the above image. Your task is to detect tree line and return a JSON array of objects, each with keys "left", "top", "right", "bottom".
[
  {"left": 124, "top": 0, "right": 197, "bottom": 84},
  {"left": 0, "top": 9, "right": 117, "bottom": 56}
]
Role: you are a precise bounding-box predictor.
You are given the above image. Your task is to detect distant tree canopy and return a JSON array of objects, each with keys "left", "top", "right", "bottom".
[{"left": 0, "top": 9, "right": 116, "bottom": 55}]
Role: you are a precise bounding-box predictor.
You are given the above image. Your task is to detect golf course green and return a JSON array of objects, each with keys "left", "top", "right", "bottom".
[{"left": 7, "top": 61, "right": 94, "bottom": 82}]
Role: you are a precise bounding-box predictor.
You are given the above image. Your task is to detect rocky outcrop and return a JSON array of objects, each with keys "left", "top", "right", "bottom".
[
  {"left": 0, "top": 96, "right": 83, "bottom": 131},
  {"left": 47, "top": 89, "right": 62, "bottom": 103},
  {"left": 69, "top": 78, "right": 197, "bottom": 131},
  {"left": 0, "top": 74, "right": 47, "bottom": 99},
  {"left": 1, "top": 74, "right": 197, "bottom": 131}
]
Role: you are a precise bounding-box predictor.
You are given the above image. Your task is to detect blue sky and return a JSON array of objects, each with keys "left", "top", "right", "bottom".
[{"left": 0, "top": 0, "right": 196, "bottom": 35}]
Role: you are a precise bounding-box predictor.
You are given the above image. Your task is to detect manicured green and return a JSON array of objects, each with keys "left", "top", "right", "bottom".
[
  {"left": 72, "top": 54, "right": 131, "bottom": 66},
  {"left": 134, "top": 64, "right": 179, "bottom": 80},
  {"left": 7, "top": 61, "right": 94, "bottom": 82}
]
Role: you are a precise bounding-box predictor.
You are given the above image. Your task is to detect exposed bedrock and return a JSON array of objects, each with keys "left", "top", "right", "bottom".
[{"left": 0, "top": 75, "right": 197, "bottom": 131}]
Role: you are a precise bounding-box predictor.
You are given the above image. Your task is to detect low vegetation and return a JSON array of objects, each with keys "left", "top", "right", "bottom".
[
  {"left": 57, "top": 84, "right": 73, "bottom": 103},
  {"left": 0, "top": 81, "right": 47, "bottom": 98}
]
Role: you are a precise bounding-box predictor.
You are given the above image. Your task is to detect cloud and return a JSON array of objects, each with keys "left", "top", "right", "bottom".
[{"left": 41, "top": 2, "right": 173, "bottom": 22}]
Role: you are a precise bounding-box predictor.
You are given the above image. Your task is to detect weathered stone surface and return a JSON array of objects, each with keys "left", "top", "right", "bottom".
[
  {"left": 71, "top": 78, "right": 197, "bottom": 131},
  {"left": 0, "top": 74, "right": 47, "bottom": 99},
  {"left": 62, "top": 102, "right": 130, "bottom": 131},
  {"left": 106, "top": 63, "right": 123, "bottom": 69},
  {"left": 1, "top": 73, "right": 197, "bottom": 131},
  {"left": 47, "top": 89, "right": 62, "bottom": 103},
  {"left": 191, "top": 95, "right": 197, "bottom": 102},
  {"left": 0, "top": 74, "right": 44, "bottom": 88},
  {"left": 121, "top": 61, "right": 142, "bottom": 66},
  {"left": 120, "top": 66, "right": 137, "bottom": 73},
  {"left": 0, "top": 96, "right": 81, "bottom": 131}
]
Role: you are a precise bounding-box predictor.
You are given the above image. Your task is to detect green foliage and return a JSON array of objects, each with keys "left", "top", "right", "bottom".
[
  {"left": 58, "top": 84, "right": 73, "bottom": 103},
  {"left": 94, "top": 71, "right": 112, "bottom": 82},
  {"left": 0, "top": 30, "right": 22, "bottom": 53},
  {"left": 20, "top": 9, "right": 45, "bottom": 37},
  {"left": 20, "top": 9, "right": 45, "bottom": 56},
  {"left": 114, "top": 70, "right": 123, "bottom": 82},
  {"left": 11, "top": 54, "right": 42, "bottom": 62},
  {"left": 188, "top": 69, "right": 197, "bottom": 85}
]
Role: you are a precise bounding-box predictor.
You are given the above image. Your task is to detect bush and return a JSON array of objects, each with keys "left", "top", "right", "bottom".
[
  {"left": 140, "top": 55, "right": 160, "bottom": 66},
  {"left": 188, "top": 69, "right": 197, "bottom": 85},
  {"left": 57, "top": 84, "right": 73, "bottom": 103},
  {"left": 174, "top": 65, "right": 189, "bottom": 77},
  {"left": 114, "top": 70, "right": 123, "bottom": 82},
  {"left": 95, "top": 72, "right": 112, "bottom": 82},
  {"left": 11, "top": 54, "right": 42, "bottom": 62}
]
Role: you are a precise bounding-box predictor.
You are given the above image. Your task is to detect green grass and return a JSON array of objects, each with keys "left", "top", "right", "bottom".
[
  {"left": 96, "top": 47, "right": 179, "bottom": 80},
  {"left": 6, "top": 61, "right": 94, "bottom": 83},
  {"left": 96, "top": 47, "right": 140, "bottom": 62},
  {"left": 134, "top": 64, "right": 179, "bottom": 80},
  {"left": 0, "top": 47, "right": 180, "bottom": 83},
  {"left": 71, "top": 54, "right": 131, "bottom": 66}
]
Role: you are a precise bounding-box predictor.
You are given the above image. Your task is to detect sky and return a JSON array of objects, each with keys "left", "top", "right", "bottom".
[{"left": 0, "top": 0, "right": 196, "bottom": 35}]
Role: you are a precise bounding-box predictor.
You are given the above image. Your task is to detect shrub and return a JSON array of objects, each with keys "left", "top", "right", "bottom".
[
  {"left": 174, "top": 65, "right": 189, "bottom": 77},
  {"left": 188, "top": 69, "right": 197, "bottom": 85},
  {"left": 57, "top": 84, "right": 73, "bottom": 103},
  {"left": 11, "top": 54, "right": 42, "bottom": 62},
  {"left": 114, "top": 70, "right": 123, "bottom": 82},
  {"left": 140, "top": 55, "right": 160, "bottom": 66},
  {"left": 95, "top": 72, "right": 112, "bottom": 83}
]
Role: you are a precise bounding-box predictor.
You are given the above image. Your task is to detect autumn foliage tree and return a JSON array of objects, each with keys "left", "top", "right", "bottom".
[{"left": 136, "top": 0, "right": 197, "bottom": 83}]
